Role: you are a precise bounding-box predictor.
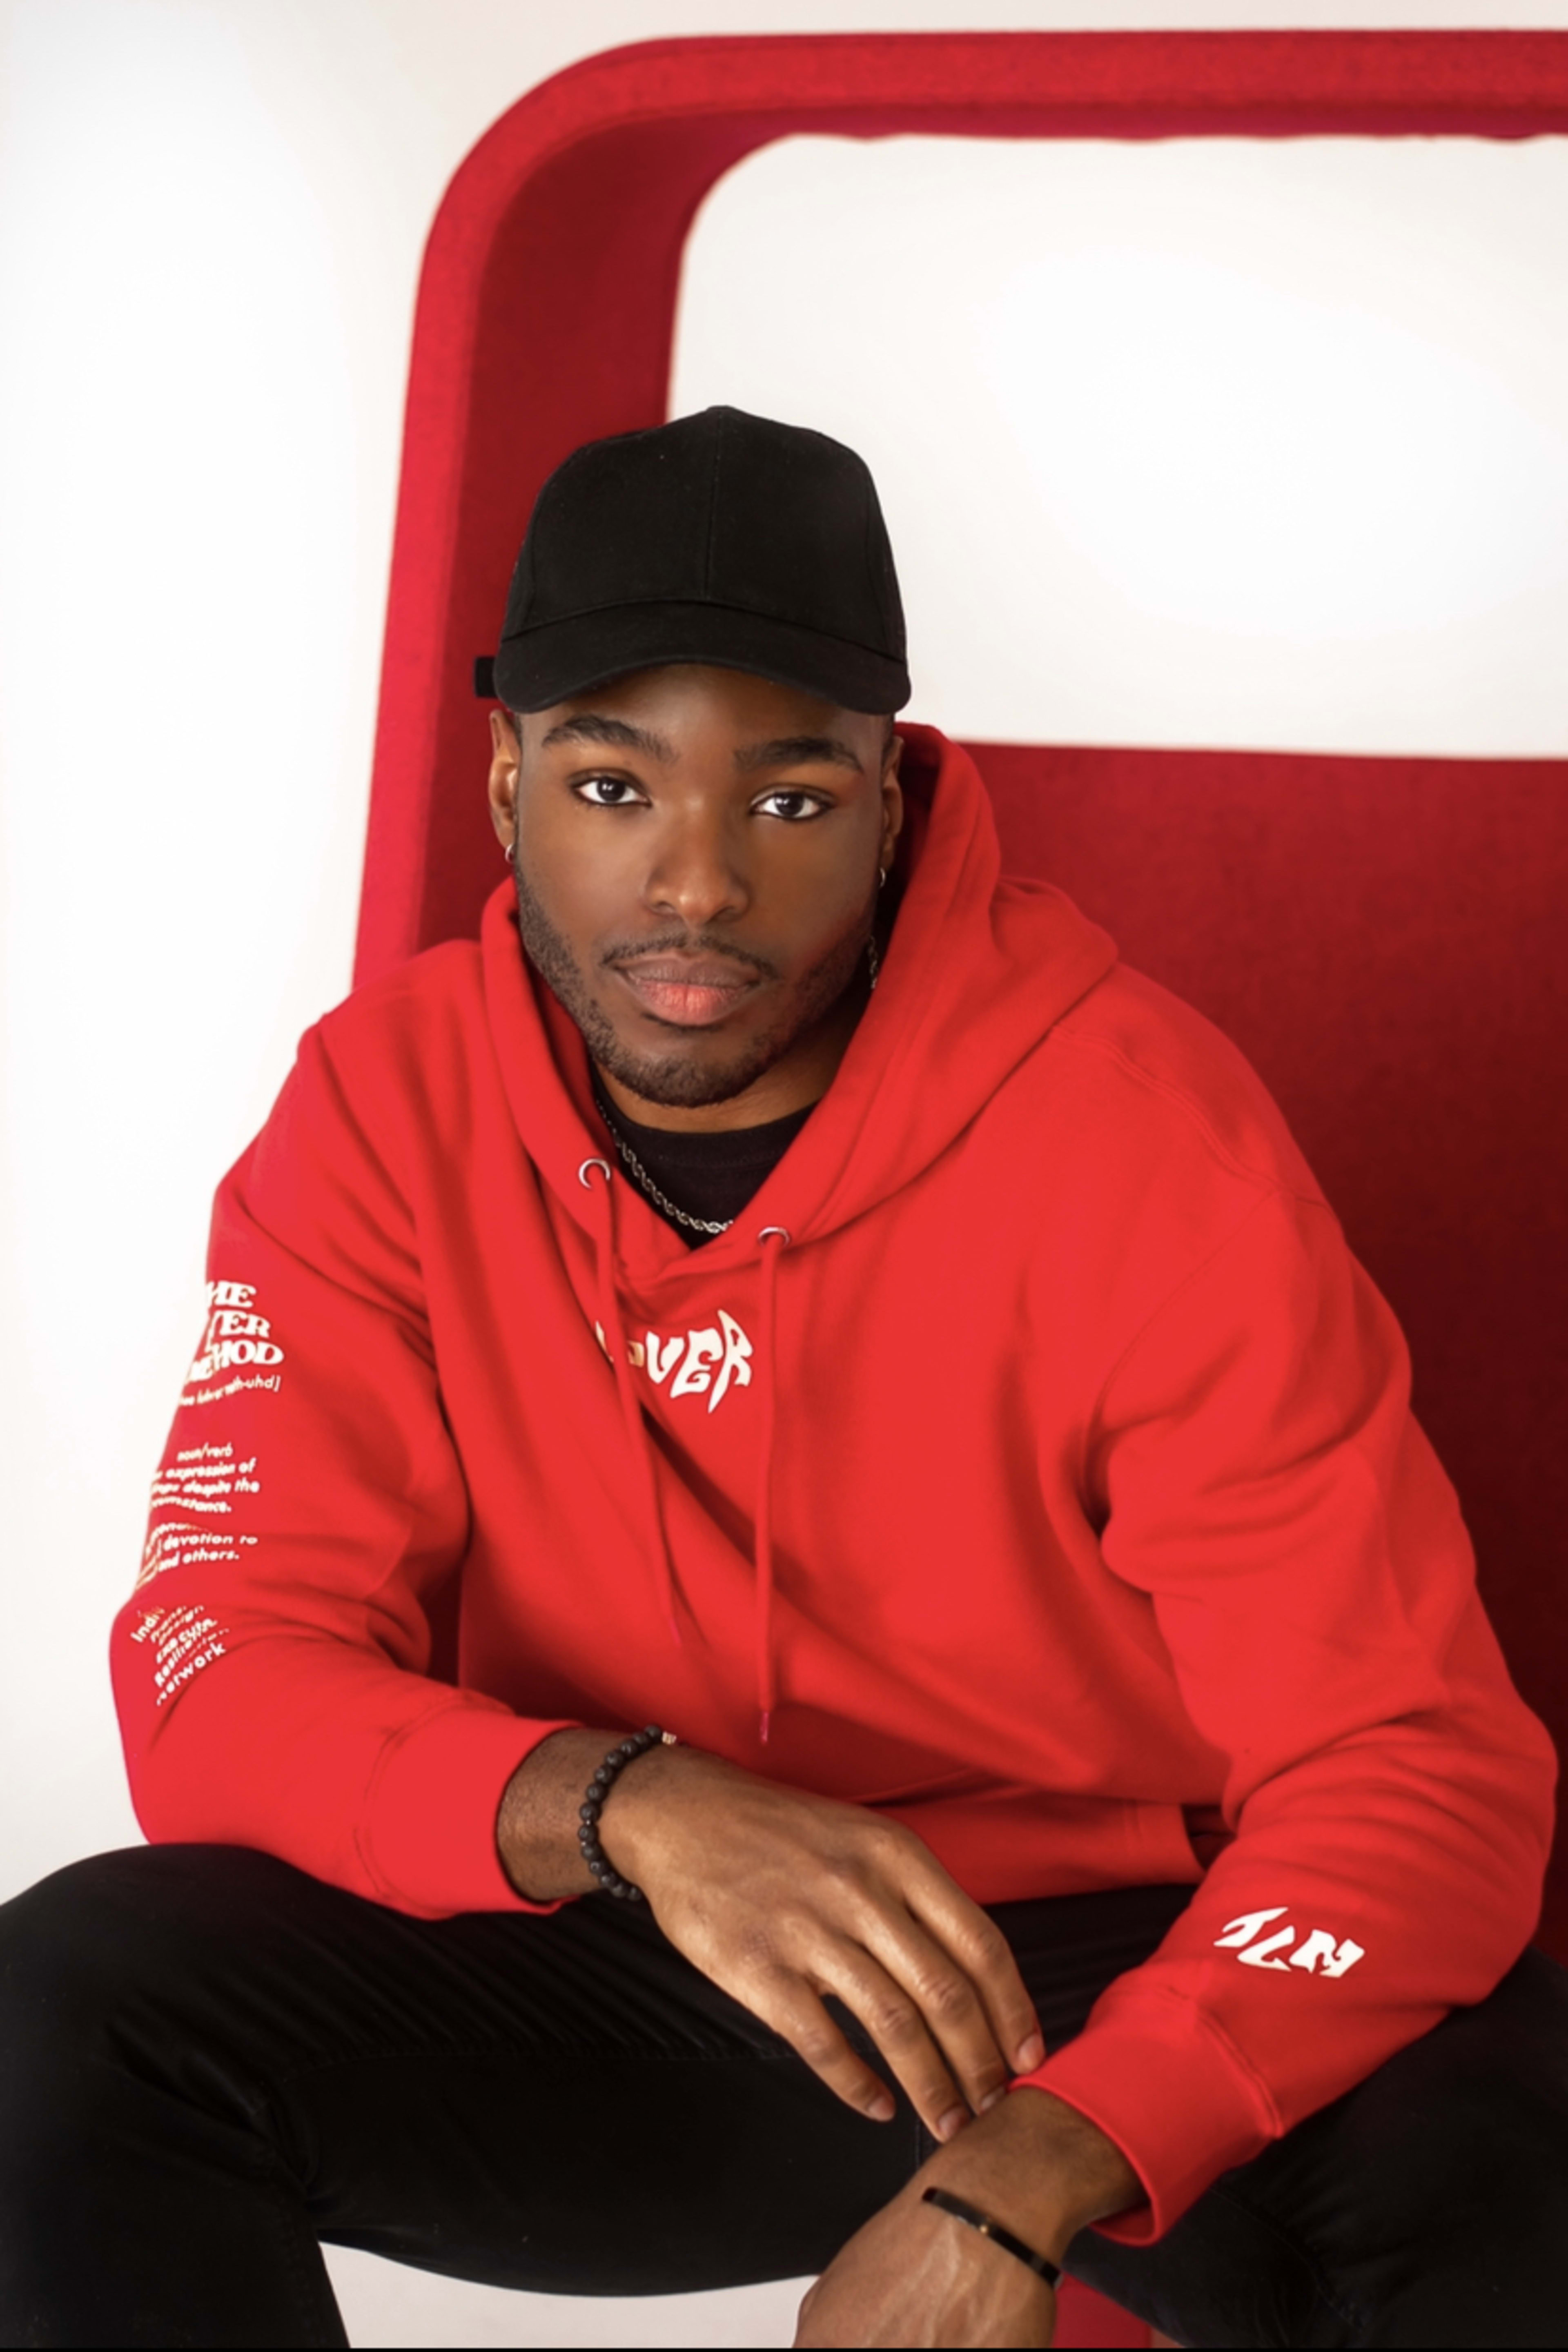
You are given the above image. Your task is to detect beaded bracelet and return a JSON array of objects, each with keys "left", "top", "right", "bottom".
[
  {"left": 921, "top": 2187, "right": 1061, "bottom": 2287},
  {"left": 577, "top": 1724, "right": 676, "bottom": 1899}
]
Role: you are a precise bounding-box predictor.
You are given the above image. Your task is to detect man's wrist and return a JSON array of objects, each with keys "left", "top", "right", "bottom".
[
  {"left": 497, "top": 1726, "right": 621, "bottom": 1900},
  {"left": 920, "top": 2083, "right": 1143, "bottom": 2265},
  {"left": 496, "top": 1724, "right": 711, "bottom": 1902},
  {"left": 593, "top": 1733, "right": 715, "bottom": 1883}
]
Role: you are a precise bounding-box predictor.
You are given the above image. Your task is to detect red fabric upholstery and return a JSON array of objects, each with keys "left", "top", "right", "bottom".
[
  {"left": 977, "top": 744, "right": 1568, "bottom": 1964},
  {"left": 1054, "top": 2273, "right": 1152, "bottom": 2348},
  {"left": 353, "top": 27, "right": 1568, "bottom": 2030}
]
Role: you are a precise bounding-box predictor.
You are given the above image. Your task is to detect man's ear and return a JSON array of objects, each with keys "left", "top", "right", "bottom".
[
  {"left": 880, "top": 728, "right": 905, "bottom": 873},
  {"left": 488, "top": 708, "right": 521, "bottom": 850}
]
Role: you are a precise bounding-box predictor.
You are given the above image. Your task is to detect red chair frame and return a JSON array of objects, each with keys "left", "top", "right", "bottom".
[
  {"left": 354, "top": 29, "right": 1568, "bottom": 980},
  {"left": 354, "top": 33, "right": 1568, "bottom": 1989}
]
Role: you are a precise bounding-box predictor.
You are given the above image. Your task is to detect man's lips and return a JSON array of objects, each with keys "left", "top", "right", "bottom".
[{"left": 609, "top": 958, "right": 764, "bottom": 1028}]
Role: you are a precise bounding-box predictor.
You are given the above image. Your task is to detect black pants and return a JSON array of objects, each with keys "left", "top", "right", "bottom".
[{"left": 1, "top": 1849, "right": 1565, "bottom": 2349}]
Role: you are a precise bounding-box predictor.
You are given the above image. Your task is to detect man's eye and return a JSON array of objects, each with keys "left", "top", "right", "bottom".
[
  {"left": 755, "top": 790, "right": 826, "bottom": 822},
  {"left": 575, "top": 775, "right": 645, "bottom": 807}
]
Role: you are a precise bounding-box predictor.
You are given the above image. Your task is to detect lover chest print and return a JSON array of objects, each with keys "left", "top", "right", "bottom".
[{"left": 594, "top": 1307, "right": 753, "bottom": 1412}]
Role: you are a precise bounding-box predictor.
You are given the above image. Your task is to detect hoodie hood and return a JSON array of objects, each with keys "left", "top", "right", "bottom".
[{"left": 480, "top": 724, "right": 1117, "bottom": 1275}]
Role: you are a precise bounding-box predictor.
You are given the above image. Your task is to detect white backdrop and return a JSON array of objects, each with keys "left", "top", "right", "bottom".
[
  {"left": 675, "top": 134, "right": 1568, "bottom": 752},
  {"left": 2, "top": 4, "right": 1566, "bottom": 2345}
]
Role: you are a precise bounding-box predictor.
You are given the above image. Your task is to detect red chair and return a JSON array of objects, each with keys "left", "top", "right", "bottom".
[{"left": 353, "top": 35, "right": 1568, "bottom": 2345}]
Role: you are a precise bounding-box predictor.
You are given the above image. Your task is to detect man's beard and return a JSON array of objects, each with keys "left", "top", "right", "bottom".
[{"left": 511, "top": 863, "right": 876, "bottom": 1110}]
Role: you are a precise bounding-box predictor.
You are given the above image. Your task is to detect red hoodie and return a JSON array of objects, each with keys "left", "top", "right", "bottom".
[{"left": 113, "top": 726, "right": 1554, "bottom": 2240}]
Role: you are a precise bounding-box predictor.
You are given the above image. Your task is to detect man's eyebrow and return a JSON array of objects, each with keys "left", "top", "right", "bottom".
[
  {"left": 539, "top": 715, "right": 675, "bottom": 761},
  {"left": 734, "top": 735, "right": 864, "bottom": 775}
]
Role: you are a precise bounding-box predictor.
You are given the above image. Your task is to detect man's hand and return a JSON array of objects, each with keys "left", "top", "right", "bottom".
[
  {"left": 497, "top": 1733, "right": 1042, "bottom": 2143},
  {"left": 793, "top": 2087, "right": 1142, "bottom": 2348}
]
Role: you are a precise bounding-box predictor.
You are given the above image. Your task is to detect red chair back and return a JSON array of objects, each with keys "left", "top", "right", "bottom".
[
  {"left": 979, "top": 742, "right": 1568, "bottom": 1956},
  {"left": 354, "top": 31, "right": 1568, "bottom": 1958}
]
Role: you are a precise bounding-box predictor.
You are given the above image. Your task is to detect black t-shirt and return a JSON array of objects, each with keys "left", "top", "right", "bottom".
[{"left": 594, "top": 1090, "right": 812, "bottom": 1246}]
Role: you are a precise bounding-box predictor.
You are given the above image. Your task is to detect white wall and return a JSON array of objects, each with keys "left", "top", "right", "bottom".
[
  {"left": 2, "top": 4, "right": 1565, "bottom": 2345},
  {"left": 674, "top": 134, "right": 1568, "bottom": 754}
]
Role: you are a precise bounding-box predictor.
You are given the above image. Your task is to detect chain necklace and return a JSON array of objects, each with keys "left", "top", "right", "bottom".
[
  {"left": 590, "top": 932, "right": 880, "bottom": 1239},
  {"left": 592, "top": 1090, "right": 735, "bottom": 1236}
]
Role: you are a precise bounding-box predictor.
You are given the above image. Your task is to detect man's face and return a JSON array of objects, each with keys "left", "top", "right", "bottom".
[{"left": 488, "top": 665, "right": 902, "bottom": 1118}]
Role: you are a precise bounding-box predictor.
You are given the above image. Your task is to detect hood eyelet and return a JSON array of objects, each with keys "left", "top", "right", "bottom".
[
  {"left": 756, "top": 1225, "right": 791, "bottom": 1247},
  {"left": 578, "top": 1158, "right": 612, "bottom": 1189}
]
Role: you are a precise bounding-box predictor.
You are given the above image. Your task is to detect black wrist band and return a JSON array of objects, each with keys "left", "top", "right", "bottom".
[
  {"left": 921, "top": 2187, "right": 1061, "bottom": 2287},
  {"left": 577, "top": 1725, "right": 675, "bottom": 1900}
]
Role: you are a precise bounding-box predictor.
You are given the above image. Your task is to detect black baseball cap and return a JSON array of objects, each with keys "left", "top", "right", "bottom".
[{"left": 478, "top": 406, "right": 910, "bottom": 716}]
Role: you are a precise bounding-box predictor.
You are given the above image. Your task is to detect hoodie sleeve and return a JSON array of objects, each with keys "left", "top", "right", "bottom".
[
  {"left": 1015, "top": 1186, "right": 1556, "bottom": 2240},
  {"left": 110, "top": 1024, "right": 577, "bottom": 1919}
]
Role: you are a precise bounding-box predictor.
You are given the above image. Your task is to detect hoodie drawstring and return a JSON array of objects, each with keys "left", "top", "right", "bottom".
[
  {"left": 578, "top": 1162, "right": 789, "bottom": 1743},
  {"left": 752, "top": 1227, "right": 789, "bottom": 1744},
  {"left": 578, "top": 1158, "right": 681, "bottom": 1647}
]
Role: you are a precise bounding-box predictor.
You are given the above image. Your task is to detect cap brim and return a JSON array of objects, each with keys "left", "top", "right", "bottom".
[{"left": 490, "top": 600, "right": 909, "bottom": 716}]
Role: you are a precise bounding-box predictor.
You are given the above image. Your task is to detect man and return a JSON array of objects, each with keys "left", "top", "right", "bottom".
[{"left": 0, "top": 407, "right": 1563, "bottom": 2349}]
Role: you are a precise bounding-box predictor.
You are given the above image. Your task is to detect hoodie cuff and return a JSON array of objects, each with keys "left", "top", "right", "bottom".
[
  {"left": 358, "top": 1701, "right": 580, "bottom": 1918},
  {"left": 1011, "top": 1989, "right": 1280, "bottom": 2243}
]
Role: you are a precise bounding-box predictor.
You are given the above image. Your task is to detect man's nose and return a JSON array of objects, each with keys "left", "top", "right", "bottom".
[{"left": 641, "top": 815, "right": 750, "bottom": 931}]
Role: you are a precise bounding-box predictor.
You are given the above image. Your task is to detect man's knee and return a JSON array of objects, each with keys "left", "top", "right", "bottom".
[
  {"left": 0, "top": 1845, "right": 296, "bottom": 2116},
  {"left": 1369, "top": 1949, "right": 1568, "bottom": 2344}
]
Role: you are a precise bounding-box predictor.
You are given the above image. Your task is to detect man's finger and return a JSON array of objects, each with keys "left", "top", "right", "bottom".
[
  {"left": 759, "top": 1978, "right": 899, "bottom": 2125},
  {"left": 857, "top": 1907, "right": 1016, "bottom": 2120},
  {"left": 902, "top": 1862, "right": 1045, "bottom": 2075},
  {"left": 813, "top": 1943, "right": 975, "bottom": 2142}
]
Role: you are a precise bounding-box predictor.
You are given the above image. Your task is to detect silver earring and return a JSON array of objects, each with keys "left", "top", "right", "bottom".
[
  {"left": 878, "top": 866, "right": 888, "bottom": 890},
  {"left": 505, "top": 841, "right": 516, "bottom": 866}
]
